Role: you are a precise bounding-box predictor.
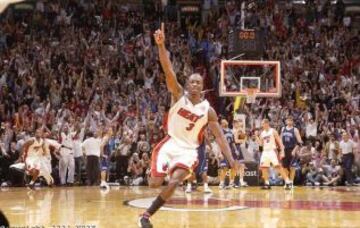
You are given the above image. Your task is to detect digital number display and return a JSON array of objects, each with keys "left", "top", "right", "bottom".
[
  {"left": 228, "top": 29, "right": 263, "bottom": 57},
  {"left": 180, "top": 6, "right": 200, "bottom": 13},
  {"left": 239, "top": 31, "right": 256, "bottom": 40}
]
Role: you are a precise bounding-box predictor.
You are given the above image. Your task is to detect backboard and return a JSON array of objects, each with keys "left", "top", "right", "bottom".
[{"left": 219, "top": 60, "right": 281, "bottom": 98}]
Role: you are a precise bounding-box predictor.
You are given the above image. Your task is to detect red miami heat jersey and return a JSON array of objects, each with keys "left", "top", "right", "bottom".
[{"left": 167, "top": 96, "right": 210, "bottom": 149}]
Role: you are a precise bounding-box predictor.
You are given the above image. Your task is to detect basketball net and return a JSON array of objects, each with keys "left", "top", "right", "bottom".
[{"left": 244, "top": 88, "right": 258, "bottom": 104}]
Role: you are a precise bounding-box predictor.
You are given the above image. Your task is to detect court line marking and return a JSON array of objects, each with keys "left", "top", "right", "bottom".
[{"left": 124, "top": 197, "right": 249, "bottom": 212}]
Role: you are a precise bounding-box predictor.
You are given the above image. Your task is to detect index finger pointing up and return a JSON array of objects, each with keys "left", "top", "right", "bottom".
[{"left": 161, "top": 22, "right": 164, "bottom": 33}]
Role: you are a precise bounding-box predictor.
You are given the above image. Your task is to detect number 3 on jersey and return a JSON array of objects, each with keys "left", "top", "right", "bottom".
[{"left": 186, "top": 123, "right": 195, "bottom": 131}]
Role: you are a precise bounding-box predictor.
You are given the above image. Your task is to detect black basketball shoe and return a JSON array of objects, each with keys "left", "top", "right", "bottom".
[
  {"left": 284, "top": 182, "right": 293, "bottom": 190},
  {"left": 138, "top": 215, "right": 153, "bottom": 228}
]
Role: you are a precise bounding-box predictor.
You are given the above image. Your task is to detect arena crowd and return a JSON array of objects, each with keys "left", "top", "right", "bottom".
[{"left": 0, "top": 0, "right": 359, "bottom": 188}]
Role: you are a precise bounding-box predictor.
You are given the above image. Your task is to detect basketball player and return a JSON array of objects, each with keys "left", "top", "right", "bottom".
[
  {"left": 138, "top": 23, "right": 237, "bottom": 228},
  {"left": 281, "top": 116, "right": 303, "bottom": 189},
  {"left": 99, "top": 127, "right": 113, "bottom": 190},
  {"left": 22, "top": 128, "right": 54, "bottom": 188},
  {"left": 233, "top": 119, "right": 248, "bottom": 187},
  {"left": 218, "top": 119, "right": 241, "bottom": 189},
  {"left": 255, "top": 119, "right": 292, "bottom": 190},
  {"left": 218, "top": 153, "right": 230, "bottom": 189}
]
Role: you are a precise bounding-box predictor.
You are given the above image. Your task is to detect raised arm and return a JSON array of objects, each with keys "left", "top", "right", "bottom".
[
  {"left": 132, "top": 118, "right": 140, "bottom": 143},
  {"left": 207, "top": 107, "right": 236, "bottom": 168},
  {"left": 100, "top": 109, "right": 111, "bottom": 125},
  {"left": 110, "top": 106, "right": 123, "bottom": 123},
  {"left": 154, "top": 23, "right": 183, "bottom": 101}
]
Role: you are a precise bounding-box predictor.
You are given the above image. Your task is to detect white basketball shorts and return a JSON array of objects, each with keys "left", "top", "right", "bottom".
[
  {"left": 151, "top": 136, "right": 198, "bottom": 177},
  {"left": 260, "top": 149, "right": 280, "bottom": 168}
]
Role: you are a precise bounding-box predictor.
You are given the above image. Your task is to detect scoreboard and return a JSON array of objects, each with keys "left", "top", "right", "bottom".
[
  {"left": 228, "top": 29, "right": 264, "bottom": 58},
  {"left": 178, "top": 1, "right": 201, "bottom": 32}
]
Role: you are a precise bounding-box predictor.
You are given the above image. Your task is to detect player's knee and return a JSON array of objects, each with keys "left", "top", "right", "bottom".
[{"left": 168, "top": 178, "right": 182, "bottom": 188}]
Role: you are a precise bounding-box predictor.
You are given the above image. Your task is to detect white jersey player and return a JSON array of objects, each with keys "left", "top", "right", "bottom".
[
  {"left": 151, "top": 95, "right": 210, "bottom": 180},
  {"left": 138, "top": 23, "right": 237, "bottom": 228},
  {"left": 256, "top": 119, "right": 292, "bottom": 190},
  {"left": 166, "top": 95, "right": 210, "bottom": 149},
  {"left": 22, "top": 129, "right": 59, "bottom": 188}
]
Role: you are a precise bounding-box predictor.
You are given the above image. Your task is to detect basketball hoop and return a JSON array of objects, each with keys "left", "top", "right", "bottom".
[
  {"left": 219, "top": 60, "right": 281, "bottom": 98},
  {"left": 244, "top": 88, "right": 258, "bottom": 104}
]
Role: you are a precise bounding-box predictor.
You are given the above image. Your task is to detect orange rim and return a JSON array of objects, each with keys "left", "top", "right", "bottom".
[{"left": 243, "top": 88, "right": 258, "bottom": 103}]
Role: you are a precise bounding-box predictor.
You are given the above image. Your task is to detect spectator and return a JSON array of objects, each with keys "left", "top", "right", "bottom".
[
  {"left": 298, "top": 143, "right": 313, "bottom": 165},
  {"left": 127, "top": 152, "right": 144, "bottom": 186},
  {"left": 207, "top": 149, "right": 220, "bottom": 185},
  {"left": 269, "top": 167, "right": 284, "bottom": 186},
  {"left": 323, "top": 159, "right": 342, "bottom": 186},
  {"left": 137, "top": 133, "right": 150, "bottom": 155},
  {"left": 339, "top": 132, "right": 356, "bottom": 186},
  {"left": 73, "top": 124, "right": 86, "bottom": 185},
  {"left": 114, "top": 136, "right": 133, "bottom": 183},
  {"left": 202, "top": 0, "right": 212, "bottom": 25},
  {"left": 304, "top": 107, "right": 318, "bottom": 141},
  {"left": 324, "top": 134, "right": 340, "bottom": 161},
  {"left": 0, "top": 142, "right": 20, "bottom": 186},
  {"left": 246, "top": 133, "right": 260, "bottom": 162},
  {"left": 304, "top": 162, "right": 320, "bottom": 186},
  {"left": 140, "top": 152, "right": 150, "bottom": 181},
  {"left": 58, "top": 124, "right": 76, "bottom": 186}
]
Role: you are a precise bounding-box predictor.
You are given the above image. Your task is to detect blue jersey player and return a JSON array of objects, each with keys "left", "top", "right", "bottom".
[
  {"left": 218, "top": 119, "right": 243, "bottom": 189},
  {"left": 280, "top": 116, "right": 303, "bottom": 189},
  {"left": 99, "top": 128, "right": 113, "bottom": 190}
]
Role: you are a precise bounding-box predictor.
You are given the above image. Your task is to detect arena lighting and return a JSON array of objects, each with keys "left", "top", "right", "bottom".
[
  {"left": 0, "top": 0, "right": 24, "bottom": 13},
  {"left": 292, "top": 0, "right": 306, "bottom": 4}
]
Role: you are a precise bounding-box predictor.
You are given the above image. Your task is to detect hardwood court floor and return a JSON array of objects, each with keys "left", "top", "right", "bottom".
[{"left": 1, "top": 186, "right": 360, "bottom": 228}]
